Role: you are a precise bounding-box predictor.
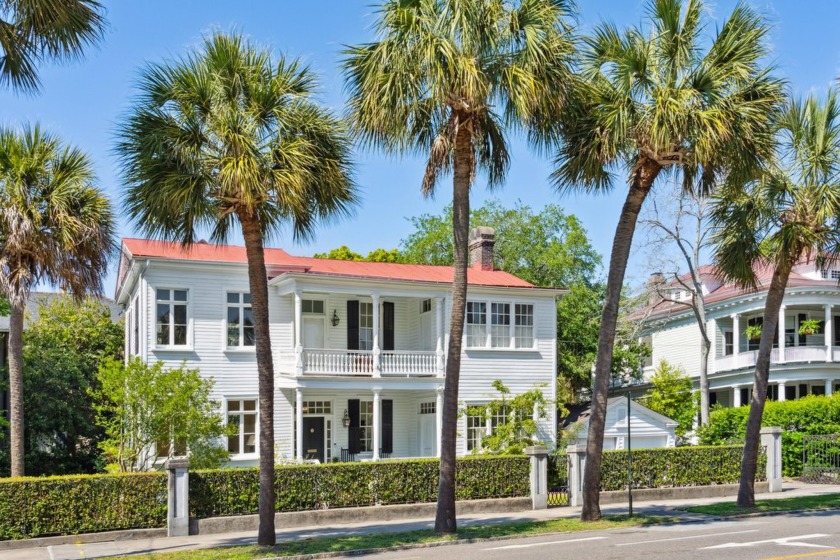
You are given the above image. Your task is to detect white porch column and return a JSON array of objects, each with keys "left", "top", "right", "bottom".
[
  {"left": 778, "top": 381, "right": 786, "bottom": 402},
  {"left": 826, "top": 304, "right": 833, "bottom": 363},
  {"left": 778, "top": 306, "right": 786, "bottom": 363},
  {"left": 372, "top": 293, "right": 381, "bottom": 377},
  {"left": 295, "top": 389, "right": 303, "bottom": 461},
  {"left": 435, "top": 386, "right": 444, "bottom": 458},
  {"left": 826, "top": 379, "right": 833, "bottom": 397},
  {"left": 435, "top": 297, "right": 445, "bottom": 377},
  {"left": 294, "top": 291, "right": 304, "bottom": 375},
  {"left": 372, "top": 389, "right": 381, "bottom": 460},
  {"left": 733, "top": 385, "right": 741, "bottom": 407},
  {"left": 732, "top": 314, "right": 741, "bottom": 368}
]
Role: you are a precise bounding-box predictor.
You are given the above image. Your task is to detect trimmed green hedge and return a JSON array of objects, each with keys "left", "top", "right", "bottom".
[
  {"left": 190, "top": 456, "right": 529, "bottom": 519},
  {"left": 600, "top": 445, "right": 766, "bottom": 491},
  {"left": 699, "top": 395, "right": 840, "bottom": 476},
  {"left": 0, "top": 472, "right": 166, "bottom": 540}
]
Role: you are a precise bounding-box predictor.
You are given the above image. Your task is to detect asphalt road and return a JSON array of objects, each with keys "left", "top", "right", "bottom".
[{"left": 369, "top": 510, "right": 840, "bottom": 560}]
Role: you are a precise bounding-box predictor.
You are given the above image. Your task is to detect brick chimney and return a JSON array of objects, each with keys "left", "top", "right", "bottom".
[
  {"left": 646, "top": 272, "right": 666, "bottom": 305},
  {"left": 469, "top": 226, "right": 495, "bottom": 271}
]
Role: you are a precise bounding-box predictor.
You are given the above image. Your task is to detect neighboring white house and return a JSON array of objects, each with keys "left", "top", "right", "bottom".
[
  {"left": 639, "top": 259, "right": 840, "bottom": 408},
  {"left": 115, "top": 228, "right": 561, "bottom": 465},
  {"left": 561, "top": 397, "right": 677, "bottom": 450}
]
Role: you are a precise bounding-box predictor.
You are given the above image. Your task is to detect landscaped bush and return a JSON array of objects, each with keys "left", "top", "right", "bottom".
[
  {"left": 698, "top": 395, "right": 840, "bottom": 476},
  {"left": 0, "top": 472, "right": 166, "bottom": 540},
  {"left": 599, "top": 445, "right": 766, "bottom": 491},
  {"left": 190, "top": 455, "right": 529, "bottom": 519}
]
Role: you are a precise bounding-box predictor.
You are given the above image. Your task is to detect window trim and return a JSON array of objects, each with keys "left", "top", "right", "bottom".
[
  {"left": 151, "top": 286, "right": 192, "bottom": 351},
  {"left": 225, "top": 290, "right": 256, "bottom": 351},
  {"left": 464, "top": 299, "right": 537, "bottom": 351},
  {"left": 225, "top": 396, "right": 259, "bottom": 458}
]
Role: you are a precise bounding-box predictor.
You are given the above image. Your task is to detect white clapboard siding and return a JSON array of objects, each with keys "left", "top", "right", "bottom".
[{"left": 651, "top": 322, "right": 702, "bottom": 378}]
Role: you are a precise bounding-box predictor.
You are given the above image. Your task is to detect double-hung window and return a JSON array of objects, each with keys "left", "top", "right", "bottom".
[
  {"left": 466, "top": 413, "right": 485, "bottom": 451},
  {"left": 359, "top": 302, "right": 373, "bottom": 350},
  {"left": 227, "top": 399, "right": 257, "bottom": 454},
  {"left": 227, "top": 292, "right": 255, "bottom": 348},
  {"left": 466, "top": 302, "right": 487, "bottom": 347},
  {"left": 156, "top": 289, "right": 188, "bottom": 346},
  {"left": 514, "top": 304, "right": 534, "bottom": 348},
  {"left": 490, "top": 303, "right": 510, "bottom": 348},
  {"left": 359, "top": 401, "right": 374, "bottom": 451}
]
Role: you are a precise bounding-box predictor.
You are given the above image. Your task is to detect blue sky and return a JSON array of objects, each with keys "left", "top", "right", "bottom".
[{"left": 2, "top": 1, "right": 839, "bottom": 296}]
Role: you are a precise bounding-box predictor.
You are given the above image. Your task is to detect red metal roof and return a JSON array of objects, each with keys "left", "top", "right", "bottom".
[{"left": 121, "top": 238, "right": 536, "bottom": 288}]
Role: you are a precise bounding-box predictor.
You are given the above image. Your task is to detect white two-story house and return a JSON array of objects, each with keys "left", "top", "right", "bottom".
[
  {"left": 115, "top": 228, "right": 560, "bottom": 465},
  {"left": 640, "top": 260, "right": 840, "bottom": 408}
]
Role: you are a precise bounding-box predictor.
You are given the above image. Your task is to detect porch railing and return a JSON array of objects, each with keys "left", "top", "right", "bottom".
[
  {"left": 304, "top": 349, "right": 373, "bottom": 375},
  {"left": 381, "top": 351, "right": 438, "bottom": 376},
  {"left": 714, "top": 345, "right": 831, "bottom": 373}
]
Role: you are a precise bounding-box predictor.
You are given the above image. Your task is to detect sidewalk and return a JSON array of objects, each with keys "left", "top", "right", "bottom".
[{"left": 8, "top": 481, "right": 840, "bottom": 560}]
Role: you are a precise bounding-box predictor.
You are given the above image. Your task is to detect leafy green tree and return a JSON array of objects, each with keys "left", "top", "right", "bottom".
[
  {"left": 710, "top": 90, "right": 840, "bottom": 507},
  {"left": 468, "top": 380, "right": 548, "bottom": 455},
  {"left": 0, "top": 125, "right": 115, "bottom": 477},
  {"left": 344, "top": 0, "right": 575, "bottom": 534},
  {"left": 0, "top": 0, "right": 106, "bottom": 93},
  {"left": 553, "top": 0, "right": 785, "bottom": 521},
  {"left": 19, "top": 297, "right": 122, "bottom": 475},
  {"left": 116, "top": 33, "right": 356, "bottom": 544},
  {"left": 92, "top": 358, "right": 230, "bottom": 472},
  {"left": 313, "top": 246, "right": 400, "bottom": 262},
  {"left": 642, "top": 361, "right": 697, "bottom": 439}
]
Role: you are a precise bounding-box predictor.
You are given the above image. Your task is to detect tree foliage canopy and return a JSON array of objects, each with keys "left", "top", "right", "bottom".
[{"left": 642, "top": 360, "right": 697, "bottom": 438}]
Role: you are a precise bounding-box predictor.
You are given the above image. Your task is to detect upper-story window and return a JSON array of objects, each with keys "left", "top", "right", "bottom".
[
  {"left": 359, "top": 301, "right": 373, "bottom": 350},
  {"left": 515, "top": 304, "right": 534, "bottom": 348},
  {"left": 156, "top": 289, "right": 188, "bottom": 346},
  {"left": 227, "top": 292, "right": 254, "bottom": 347},
  {"left": 466, "top": 302, "right": 487, "bottom": 347},
  {"left": 467, "top": 300, "right": 535, "bottom": 349},
  {"left": 133, "top": 296, "right": 140, "bottom": 355},
  {"left": 833, "top": 271, "right": 840, "bottom": 280},
  {"left": 420, "top": 299, "right": 432, "bottom": 314}
]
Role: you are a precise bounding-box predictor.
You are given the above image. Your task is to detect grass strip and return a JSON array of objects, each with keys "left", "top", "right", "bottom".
[
  {"left": 682, "top": 493, "right": 840, "bottom": 516},
  {"left": 123, "top": 514, "right": 674, "bottom": 559}
]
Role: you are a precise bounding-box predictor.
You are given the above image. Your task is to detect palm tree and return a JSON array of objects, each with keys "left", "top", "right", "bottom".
[
  {"left": 552, "top": 0, "right": 785, "bottom": 521},
  {"left": 0, "top": 0, "right": 106, "bottom": 93},
  {"left": 711, "top": 90, "right": 840, "bottom": 507},
  {"left": 116, "top": 33, "right": 357, "bottom": 546},
  {"left": 0, "top": 124, "right": 115, "bottom": 477},
  {"left": 342, "top": 0, "right": 575, "bottom": 534}
]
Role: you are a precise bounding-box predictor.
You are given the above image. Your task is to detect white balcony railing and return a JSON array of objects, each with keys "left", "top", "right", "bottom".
[
  {"left": 304, "top": 349, "right": 374, "bottom": 376},
  {"left": 381, "top": 351, "right": 438, "bottom": 376},
  {"left": 714, "top": 345, "right": 831, "bottom": 372}
]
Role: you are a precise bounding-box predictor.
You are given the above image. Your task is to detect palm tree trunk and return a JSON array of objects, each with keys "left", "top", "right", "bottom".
[
  {"left": 8, "top": 300, "right": 24, "bottom": 477},
  {"left": 737, "top": 258, "right": 793, "bottom": 508},
  {"left": 239, "top": 214, "right": 276, "bottom": 546},
  {"left": 434, "top": 113, "right": 472, "bottom": 534},
  {"left": 699, "top": 335, "right": 710, "bottom": 426},
  {"left": 581, "top": 158, "right": 660, "bottom": 522}
]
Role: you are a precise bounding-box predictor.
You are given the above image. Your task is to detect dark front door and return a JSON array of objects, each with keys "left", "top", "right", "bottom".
[{"left": 302, "top": 417, "right": 325, "bottom": 463}]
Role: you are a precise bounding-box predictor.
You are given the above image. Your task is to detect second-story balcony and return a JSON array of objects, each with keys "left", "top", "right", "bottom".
[
  {"left": 714, "top": 345, "right": 840, "bottom": 372},
  {"left": 279, "top": 348, "right": 442, "bottom": 377}
]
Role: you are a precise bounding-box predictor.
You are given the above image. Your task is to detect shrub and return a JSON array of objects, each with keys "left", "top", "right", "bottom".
[
  {"left": 698, "top": 395, "right": 840, "bottom": 476},
  {"left": 0, "top": 472, "right": 166, "bottom": 540},
  {"left": 599, "top": 445, "right": 765, "bottom": 491},
  {"left": 190, "top": 455, "right": 529, "bottom": 518}
]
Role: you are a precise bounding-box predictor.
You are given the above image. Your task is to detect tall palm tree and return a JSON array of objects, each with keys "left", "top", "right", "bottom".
[
  {"left": 711, "top": 90, "right": 840, "bottom": 507},
  {"left": 552, "top": 0, "right": 785, "bottom": 521},
  {"left": 116, "top": 33, "right": 357, "bottom": 546},
  {"left": 0, "top": 0, "right": 106, "bottom": 93},
  {"left": 343, "top": 0, "right": 576, "bottom": 534},
  {"left": 0, "top": 124, "right": 115, "bottom": 477}
]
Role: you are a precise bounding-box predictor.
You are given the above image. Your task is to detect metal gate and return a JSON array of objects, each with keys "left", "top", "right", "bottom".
[
  {"left": 802, "top": 434, "right": 840, "bottom": 483},
  {"left": 547, "top": 454, "right": 570, "bottom": 507}
]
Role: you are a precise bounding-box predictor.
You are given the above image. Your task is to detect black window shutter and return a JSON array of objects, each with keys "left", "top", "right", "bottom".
[
  {"left": 835, "top": 316, "right": 840, "bottom": 346},
  {"left": 381, "top": 399, "right": 393, "bottom": 454},
  {"left": 347, "top": 300, "right": 359, "bottom": 350},
  {"left": 383, "top": 301, "right": 395, "bottom": 351},
  {"left": 798, "top": 313, "right": 807, "bottom": 346},
  {"left": 348, "top": 399, "right": 360, "bottom": 454}
]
